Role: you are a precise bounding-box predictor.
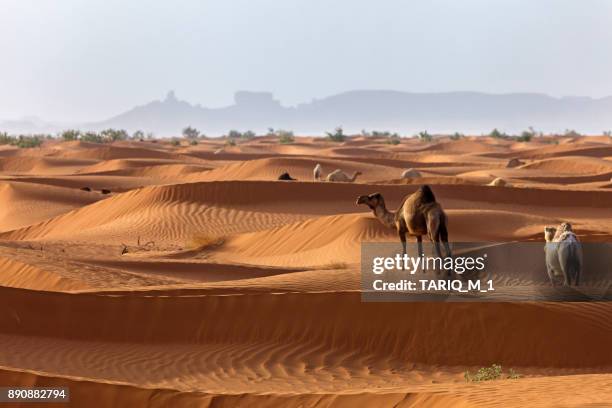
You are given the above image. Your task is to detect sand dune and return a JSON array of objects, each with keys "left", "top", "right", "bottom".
[{"left": 0, "top": 135, "right": 610, "bottom": 407}]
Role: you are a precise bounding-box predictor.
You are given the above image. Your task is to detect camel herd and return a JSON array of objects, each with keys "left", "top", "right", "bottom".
[{"left": 276, "top": 163, "right": 583, "bottom": 287}]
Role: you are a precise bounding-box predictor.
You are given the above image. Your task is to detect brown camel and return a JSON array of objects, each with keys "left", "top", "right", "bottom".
[{"left": 356, "top": 185, "right": 451, "bottom": 262}]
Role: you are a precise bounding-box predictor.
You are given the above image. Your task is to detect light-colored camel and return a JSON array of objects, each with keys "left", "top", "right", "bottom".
[
  {"left": 401, "top": 168, "right": 422, "bottom": 178},
  {"left": 356, "top": 185, "right": 451, "bottom": 263},
  {"left": 314, "top": 163, "right": 322, "bottom": 181},
  {"left": 326, "top": 169, "right": 361, "bottom": 182},
  {"left": 489, "top": 177, "right": 508, "bottom": 187},
  {"left": 544, "top": 222, "right": 582, "bottom": 286}
]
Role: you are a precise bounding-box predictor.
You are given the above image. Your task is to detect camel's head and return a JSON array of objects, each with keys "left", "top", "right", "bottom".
[
  {"left": 356, "top": 192, "right": 384, "bottom": 209},
  {"left": 544, "top": 226, "right": 557, "bottom": 242}
]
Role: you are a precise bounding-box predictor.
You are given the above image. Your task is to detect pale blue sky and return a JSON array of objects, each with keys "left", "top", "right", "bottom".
[{"left": 1, "top": 0, "right": 611, "bottom": 121}]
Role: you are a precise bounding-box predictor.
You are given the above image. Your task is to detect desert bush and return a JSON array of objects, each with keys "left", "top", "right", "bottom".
[
  {"left": 604, "top": 130, "right": 612, "bottom": 137},
  {"left": 182, "top": 126, "right": 200, "bottom": 139},
  {"left": 61, "top": 129, "right": 81, "bottom": 141},
  {"left": 189, "top": 139, "right": 198, "bottom": 146},
  {"left": 417, "top": 130, "right": 432, "bottom": 142},
  {"left": 387, "top": 134, "right": 401, "bottom": 145},
  {"left": 241, "top": 130, "right": 256, "bottom": 140},
  {"left": 516, "top": 131, "right": 533, "bottom": 142},
  {"left": 277, "top": 130, "right": 295, "bottom": 144},
  {"left": 14, "top": 135, "right": 43, "bottom": 148},
  {"left": 228, "top": 130, "right": 242, "bottom": 139},
  {"left": 81, "top": 132, "right": 105, "bottom": 143},
  {"left": 326, "top": 126, "right": 346, "bottom": 142},
  {"left": 564, "top": 129, "right": 581, "bottom": 138},
  {"left": 450, "top": 132, "right": 464, "bottom": 140},
  {"left": 101, "top": 128, "right": 128, "bottom": 142},
  {"left": 489, "top": 128, "right": 509, "bottom": 139},
  {"left": 464, "top": 364, "right": 520, "bottom": 382},
  {"left": 132, "top": 130, "right": 145, "bottom": 140},
  {"left": 170, "top": 138, "right": 181, "bottom": 146},
  {"left": 0, "top": 132, "right": 12, "bottom": 145},
  {"left": 225, "top": 138, "right": 236, "bottom": 146}
]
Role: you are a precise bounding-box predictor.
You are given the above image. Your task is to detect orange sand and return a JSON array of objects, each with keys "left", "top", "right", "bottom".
[{"left": 0, "top": 135, "right": 610, "bottom": 407}]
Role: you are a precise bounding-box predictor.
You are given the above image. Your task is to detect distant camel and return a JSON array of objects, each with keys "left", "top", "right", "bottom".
[
  {"left": 278, "top": 171, "right": 296, "bottom": 181},
  {"left": 544, "top": 222, "right": 582, "bottom": 286},
  {"left": 489, "top": 177, "right": 508, "bottom": 187},
  {"left": 356, "top": 185, "right": 451, "bottom": 262},
  {"left": 314, "top": 163, "right": 322, "bottom": 181},
  {"left": 401, "top": 168, "right": 422, "bottom": 178},
  {"left": 326, "top": 169, "right": 361, "bottom": 182},
  {"left": 101, "top": 189, "right": 111, "bottom": 194}
]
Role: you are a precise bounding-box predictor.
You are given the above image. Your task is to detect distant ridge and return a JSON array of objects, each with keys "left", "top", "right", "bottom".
[{"left": 3, "top": 90, "right": 612, "bottom": 136}]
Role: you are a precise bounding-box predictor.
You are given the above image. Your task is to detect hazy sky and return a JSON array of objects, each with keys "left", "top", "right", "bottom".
[{"left": 1, "top": 0, "right": 611, "bottom": 121}]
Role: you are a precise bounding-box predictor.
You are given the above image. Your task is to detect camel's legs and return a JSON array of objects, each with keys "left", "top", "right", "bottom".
[
  {"left": 546, "top": 268, "right": 556, "bottom": 286},
  {"left": 439, "top": 221, "right": 452, "bottom": 258},
  {"left": 416, "top": 235, "right": 423, "bottom": 258}
]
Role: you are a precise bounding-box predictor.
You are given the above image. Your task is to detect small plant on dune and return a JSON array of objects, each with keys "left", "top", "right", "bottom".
[
  {"left": 464, "top": 364, "right": 519, "bottom": 382},
  {"left": 170, "top": 138, "right": 181, "bottom": 146},
  {"left": 417, "top": 130, "right": 433, "bottom": 142},
  {"left": 228, "top": 129, "right": 242, "bottom": 139},
  {"left": 182, "top": 126, "right": 200, "bottom": 139},
  {"left": 225, "top": 138, "right": 236, "bottom": 146},
  {"left": 61, "top": 129, "right": 81, "bottom": 141},
  {"left": 326, "top": 126, "right": 346, "bottom": 142},
  {"left": 489, "top": 128, "right": 509, "bottom": 139},
  {"left": 387, "top": 134, "right": 401, "bottom": 145},
  {"left": 132, "top": 130, "right": 145, "bottom": 140},
  {"left": 603, "top": 130, "right": 612, "bottom": 137},
  {"left": 277, "top": 130, "right": 295, "bottom": 144},
  {"left": 14, "top": 135, "right": 43, "bottom": 148},
  {"left": 563, "top": 129, "right": 581, "bottom": 138},
  {"left": 189, "top": 139, "right": 199, "bottom": 146},
  {"left": 241, "top": 130, "right": 256, "bottom": 140},
  {"left": 185, "top": 234, "right": 226, "bottom": 250},
  {"left": 516, "top": 131, "right": 533, "bottom": 143},
  {"left": 0, "top": 132, "right": 13, "bottom": 145},
  {"left": 101, "top": 128, "right": 129, "bottom": 142},
  {"left": 81, "top": 131, "right": 106, "bottom": 143},
  {"left": 450, "top": 132, "right": 464, "bottom": 140}
]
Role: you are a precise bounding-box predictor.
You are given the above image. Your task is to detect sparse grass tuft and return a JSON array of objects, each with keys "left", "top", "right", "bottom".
[
  {"left": 464, "top": 364, "right": 519, "bottom": 382},
  {"left": 326, "top": 126, "right": 346, "bottom": 142}
]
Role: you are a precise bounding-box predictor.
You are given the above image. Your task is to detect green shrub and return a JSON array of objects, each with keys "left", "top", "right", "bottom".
[
  {"left": 603, "top": 130, "right": 612, "bottom": 137},
  {"left": 516, "top": 131, "right": 533, "bottom": 142},
  {"left": 489, "top": 128, "right": 509, "bottom": 139},
  {"left": 450, "top": 132, "right": 464, "bottom": 140},
  {"left": 61, "top": 129, "right": 81, "bottom": 141},
  {"left": 228, "top": 130, "right": 241, "bottom": 139},
  {"left": 387, "top": 134, "right": 401, "bottom": 145},
  {"left": 0, "top": 132, "right": 13, "bottom": 145},
  {"left": 101, "top": 128, "right": 128, "bottom": 142},
  {"left": 225, "top": 138, "right": 236, "bottom": 146},
  {"left": 241, "top": 130, "right": 256, "bottom": 139},
  {"left": 464, "top": 364, "right": 520, "bottom": 382},
  {"left": 132, "top": 130, "right": 145, "bottom": 140},
  {"left": 81, "top": 132, "right": 105, "bottom": 143},
  {"left": 326, "top": 126, "right": 346, "bottom": 142},
  {"left": 189, "top": 139, "right": 198, "bottom": 146},
  {"left": 182, "top": 126, "right": 200, "bottom": 139},
  {"left": 417, "top": 131, "right": 432, "bottom": 142},
  {"left": 170, "top": 138, "right": 181, "bottom": 146},
  {"left": 14, "top": 135, "right": 43, "bottom": 148},
  {"left": 277, "top": 130, "right": 294, "bottom": 144}
]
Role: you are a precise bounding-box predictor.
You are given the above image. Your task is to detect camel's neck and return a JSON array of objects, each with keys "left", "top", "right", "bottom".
[
  {"left": 350, "top": 172, "right": 359, "bottom": 182},
  {"left": 373, "top": 204, "right": 396, "bottom": 228}
]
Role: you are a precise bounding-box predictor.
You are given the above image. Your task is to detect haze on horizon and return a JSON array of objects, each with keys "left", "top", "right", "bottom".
[{"left": 1, "top": 0, "right": 611, "bottom": 122}]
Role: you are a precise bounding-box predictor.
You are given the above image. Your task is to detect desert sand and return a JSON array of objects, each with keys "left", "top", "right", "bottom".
[{"left": 0, "top": 135, "right": 611, "bottom": 407}]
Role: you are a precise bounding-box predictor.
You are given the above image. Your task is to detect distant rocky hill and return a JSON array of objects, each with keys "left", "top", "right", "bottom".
[{"left": 4, "top": 90, "right": 612, "bottom": 136}]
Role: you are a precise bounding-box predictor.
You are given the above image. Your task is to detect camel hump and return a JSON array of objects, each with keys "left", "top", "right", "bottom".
[{"left": 419, "top": 185, "right": 436, "bottom": 203}]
